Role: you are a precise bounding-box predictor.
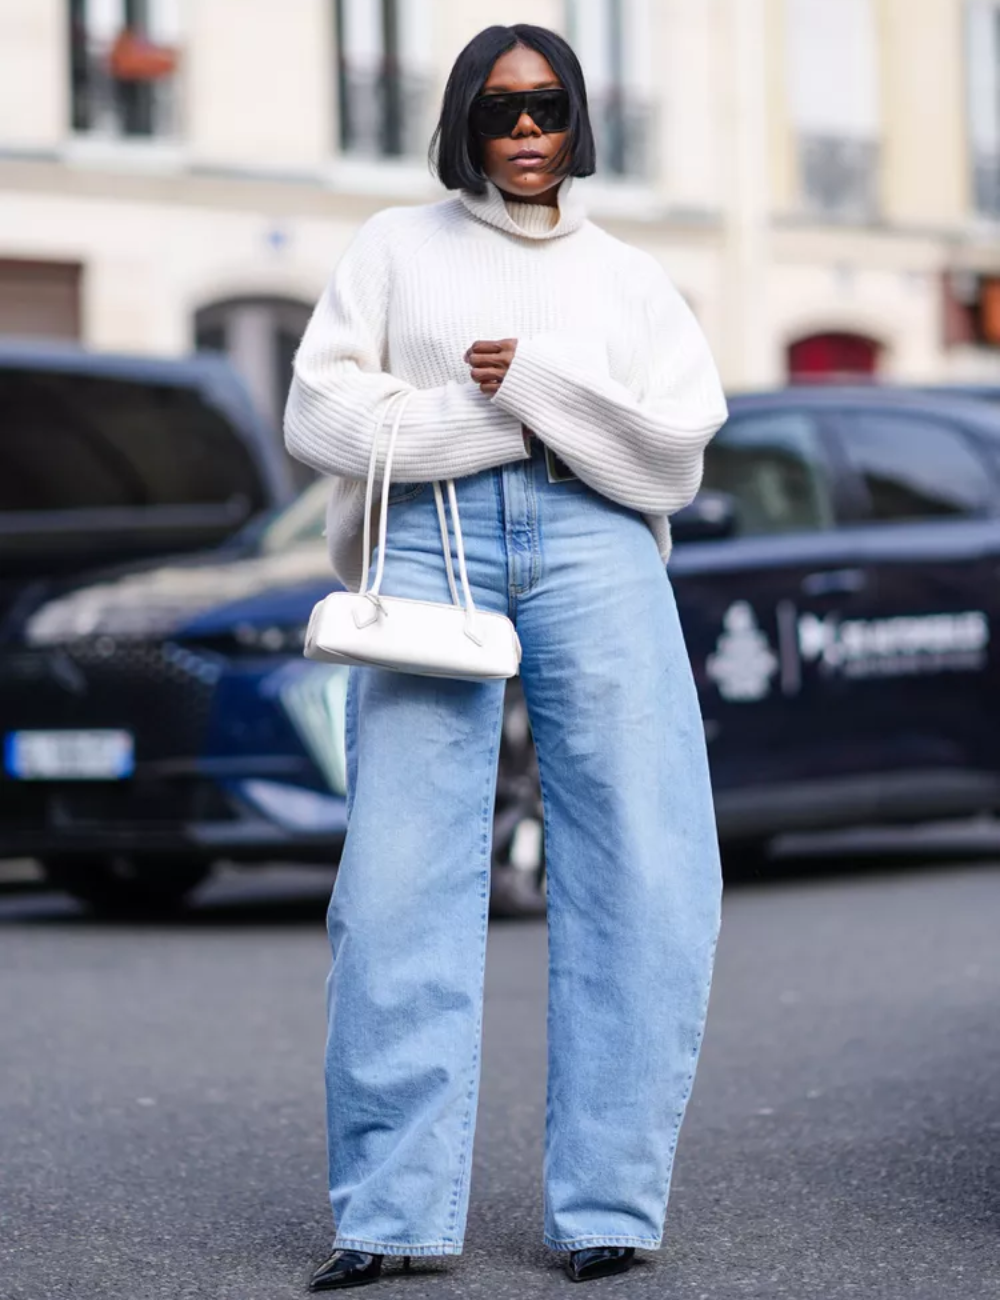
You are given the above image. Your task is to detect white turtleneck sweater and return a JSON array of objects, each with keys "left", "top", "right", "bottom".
[{"left": 284, "top": 179, "right": 728, "bottom": 591}]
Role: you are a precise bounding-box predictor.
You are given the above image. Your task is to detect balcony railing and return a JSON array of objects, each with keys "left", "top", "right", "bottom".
[
  {"left": 337, "top": 60, "right": 429, "bottom": 159},
  {"left": 70, "top": 45, "right": 178, "bottom": 139},
  {"left": 972, "top": 151, "right": 1000, "bottom": 219},
  {"left": 799, "top": 135, "right": 880, "bottom": 222},
  {"left": 589, "top": 90, "right": 657, "bottom": 182}
]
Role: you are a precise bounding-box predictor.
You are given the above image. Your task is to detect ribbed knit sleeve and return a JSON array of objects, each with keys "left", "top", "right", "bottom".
[
  {"left": 490, "top": 262, "right": 728, "bottom": 515},
  {"left": 283, "top": 210, "right": 528, "bottom": 483}
]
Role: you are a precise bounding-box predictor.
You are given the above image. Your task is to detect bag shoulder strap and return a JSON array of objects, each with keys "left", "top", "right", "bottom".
[
  {"left": 358, "top": 394, "right": 478, "bottom": 628},
  {"left": 358, "top": 391, "right": 403, "bottom": 597}
]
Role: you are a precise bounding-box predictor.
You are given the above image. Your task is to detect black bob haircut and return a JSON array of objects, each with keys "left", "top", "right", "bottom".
[{"left": 430, "top": 24, "right": 597, "bottom": 194}]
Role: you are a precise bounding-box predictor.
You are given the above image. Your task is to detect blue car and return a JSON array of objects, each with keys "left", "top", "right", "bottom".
[{"left": 3, "top": 385, "right": 1000, "bottom": 914}]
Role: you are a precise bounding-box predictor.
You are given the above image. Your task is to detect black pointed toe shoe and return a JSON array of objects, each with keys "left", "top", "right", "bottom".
[
  {"left": 564, "top": 1246, "right": 636, "bottom": 1282},
  {"left": 310, "top": 1249, "right": 409, "bottom": 1290}
]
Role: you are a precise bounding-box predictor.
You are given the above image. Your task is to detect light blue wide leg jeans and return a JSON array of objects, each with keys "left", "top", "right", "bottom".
[{"left": 324, "top": 438, "right": 722, "bottom": 1256}]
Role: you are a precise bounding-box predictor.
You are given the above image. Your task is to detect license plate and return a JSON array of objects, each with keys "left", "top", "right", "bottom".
[{"left": 4, "top": 730, "right": 135, "bottom": 781}]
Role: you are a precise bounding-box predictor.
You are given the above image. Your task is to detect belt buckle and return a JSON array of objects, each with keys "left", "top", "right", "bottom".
[{"left": 544, "top": 444, "right": 578, "bottom": 484}]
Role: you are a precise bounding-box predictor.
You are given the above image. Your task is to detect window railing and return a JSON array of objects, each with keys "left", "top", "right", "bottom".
[
  {"left": 69, "top": 18, "right": 179, "bottom": 139},
  {"left": 71, "top": 57, "right": 178, "bottom": 138},
  {"left": 972, "top": 151, "right": 1000, "bottom": 218},
  {"left": 798, "top": 135, "right": 880, "bottom": 221},
  {"left": 589, "top": 90, "right": 656, "bottom": 182},
  {"left": 337, "top": 59, "right": 428, "bottom": 159}
]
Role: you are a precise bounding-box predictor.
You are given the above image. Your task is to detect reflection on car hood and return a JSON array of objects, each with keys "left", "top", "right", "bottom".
[{"left": 25, "top": 545, "right": 334, "bottom": 645}]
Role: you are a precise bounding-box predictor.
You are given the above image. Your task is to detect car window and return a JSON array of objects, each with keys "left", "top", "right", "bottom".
[
  {"left": 701, "top": 410, "right": 835, "bottom": 537},
  {"left": 837, "top": 412, "right": 990, "bottom": 522},
  {"left": 0, "top": 368, "right": 263, "bottom": 513}
]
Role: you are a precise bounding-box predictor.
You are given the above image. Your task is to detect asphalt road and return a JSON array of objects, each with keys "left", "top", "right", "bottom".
[{"left": 1, "top": 860, "right": 999, "bottom": 1300}]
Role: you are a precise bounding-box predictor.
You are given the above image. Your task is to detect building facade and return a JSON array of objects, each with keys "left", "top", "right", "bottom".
[{"left": 1, "top": 0, "right": 999, "bottom": 479}]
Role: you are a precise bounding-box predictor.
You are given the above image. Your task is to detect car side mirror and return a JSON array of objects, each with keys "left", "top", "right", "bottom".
[{"left": 670, "top": 491, "right": 738, "bottom": 544}]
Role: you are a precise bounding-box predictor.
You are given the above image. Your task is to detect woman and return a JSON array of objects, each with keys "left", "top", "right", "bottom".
[{"left": 284, "top": 23, "right": 728, "bottom": 1291}]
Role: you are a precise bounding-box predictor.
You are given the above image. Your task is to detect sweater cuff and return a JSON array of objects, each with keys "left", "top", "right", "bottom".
[
  {"left": 490, "top": 339, "right": 556, "bottom": 425},
  {"left": 434, "top": 397, "right": 532, "bottom": 475}
]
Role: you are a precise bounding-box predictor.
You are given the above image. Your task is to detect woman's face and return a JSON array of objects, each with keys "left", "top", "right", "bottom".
[{"left": 477, "top": 45, "right": 569, "bottom": 203}]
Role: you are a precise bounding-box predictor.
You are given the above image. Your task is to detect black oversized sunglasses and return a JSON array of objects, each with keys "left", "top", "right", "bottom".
[{"left": 469, "top": 88, "right": 571, "bottom": 138}]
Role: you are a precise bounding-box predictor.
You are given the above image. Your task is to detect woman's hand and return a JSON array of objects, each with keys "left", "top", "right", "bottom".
[{"left": 464, "top": 339, "right": 518, "bottom": 396}]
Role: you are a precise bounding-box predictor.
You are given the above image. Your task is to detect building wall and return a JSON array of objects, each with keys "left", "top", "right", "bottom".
[
  {"left": 188, "top": 0, "right": 334, "bottom": 173},
  {"left": 879, "top": 0, "right": 968, "bottom": 228},
  {"left": 658, "top": 0, "right": 726, "bottom": 215},
  {"left": 764, "top": 0, "right": 797, "bottom": 216},
  {"left": 760, "top": 0, "right": 1000, "bottom": 385},
  {"left": 0, "top": 0, "right": 66, "bottom": 151},
  {"left": 0, "top": 0, "right": 997, "bottom": 406},
  {"left": 769, "top": 227, "right": 946, "bottom": 377}
]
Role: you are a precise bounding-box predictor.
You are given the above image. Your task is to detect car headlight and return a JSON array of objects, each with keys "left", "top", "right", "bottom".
[
  {"left": 238, "top": 779, "right": 347, "bottom": 833},
  {"left": 276, "top": 663, "right": 349, "bottom": 795}
]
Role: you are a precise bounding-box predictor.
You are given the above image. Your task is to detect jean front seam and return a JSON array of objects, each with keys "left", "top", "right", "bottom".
[
  {"left": 495, "top": 468, "right": 518, "bottom": 622},
  {"left": 445, "top": 682, "right": 504, "bottom": 1240},
  {"left": 527, "top": 465, "right": 541, "bottom": 593},
  {"left": 503, "top": 458, "right": 541, "bottom": 597}
]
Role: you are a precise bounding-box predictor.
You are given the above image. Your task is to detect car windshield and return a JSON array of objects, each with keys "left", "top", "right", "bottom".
[
  {"left": 0, "top": 365, "right": 263, "bottom": 512},
  {"left": 256, "top": 478, "right": 328, "bottom": 553}
]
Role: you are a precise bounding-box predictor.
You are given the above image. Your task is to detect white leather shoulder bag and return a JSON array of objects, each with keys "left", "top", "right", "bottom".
[{"left": 304, "top": 391, "right": 522, "bottom": 680}]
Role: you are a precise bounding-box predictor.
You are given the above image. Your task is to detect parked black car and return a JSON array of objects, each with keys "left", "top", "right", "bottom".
[
  {"left": 3, "top": 385, "right": 1000, "bottom": 914},
  {"left": 0, "top": 340, "right": 293, "bottom": 621},
  {"left": 676, "top": 384, "right": 999, "bottom": 849}
]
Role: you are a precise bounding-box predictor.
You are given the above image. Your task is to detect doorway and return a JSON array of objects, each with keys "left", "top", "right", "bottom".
[{"left": 788, "top": 332, "right": 881, "bottom": 382}]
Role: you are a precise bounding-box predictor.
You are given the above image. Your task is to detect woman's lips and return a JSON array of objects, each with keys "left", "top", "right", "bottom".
[{"left": 508, "top": 153, "right": 547, "bottom": 169}]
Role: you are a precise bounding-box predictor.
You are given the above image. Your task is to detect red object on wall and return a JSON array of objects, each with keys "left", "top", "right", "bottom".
[
  {"left": 788, "top": 332, "right": 881, "bottom": 382},
  {"left": 108, "top": 30, "right": 178, "bottom": 82},
  {"left": 980, "top": 278, "right": 1000, "bottom": 344}
]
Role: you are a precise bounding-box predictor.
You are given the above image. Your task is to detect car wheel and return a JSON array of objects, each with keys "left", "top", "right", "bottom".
[
  {"left": 40, "top": 855, "right": 211, "bottom": 918},
  {"left": 491, "top": 681, "right": 546, "bottom": 919}
]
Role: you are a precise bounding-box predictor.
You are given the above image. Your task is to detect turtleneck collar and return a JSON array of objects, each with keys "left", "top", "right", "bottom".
[
  {"left": 458, "top": 177, "right": 587, "bottom": 241},
  {"left": 504, "top": 197, "right": 561, "bottom": 233}
]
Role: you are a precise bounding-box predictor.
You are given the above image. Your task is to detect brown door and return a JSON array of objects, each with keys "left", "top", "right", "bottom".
[{"left": 0, "top": 260, "right": 82, "bottom": 340}]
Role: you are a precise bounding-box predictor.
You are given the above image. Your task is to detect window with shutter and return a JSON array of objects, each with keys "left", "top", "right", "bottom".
[
  {"left": 966, "top": 0, "right": 1000, "bottom": 217},
  {"left": 334, "top": 0, "right": 431, "bottom": 159},
  {"left": 68, "top": 0, "right": 181, "bottom": 139},
  {"left": 786, "top": 0, "right": 881, "bottom": 220},
  {"left": 565, "top": 0, "right": 655, "bottom": 180}
]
